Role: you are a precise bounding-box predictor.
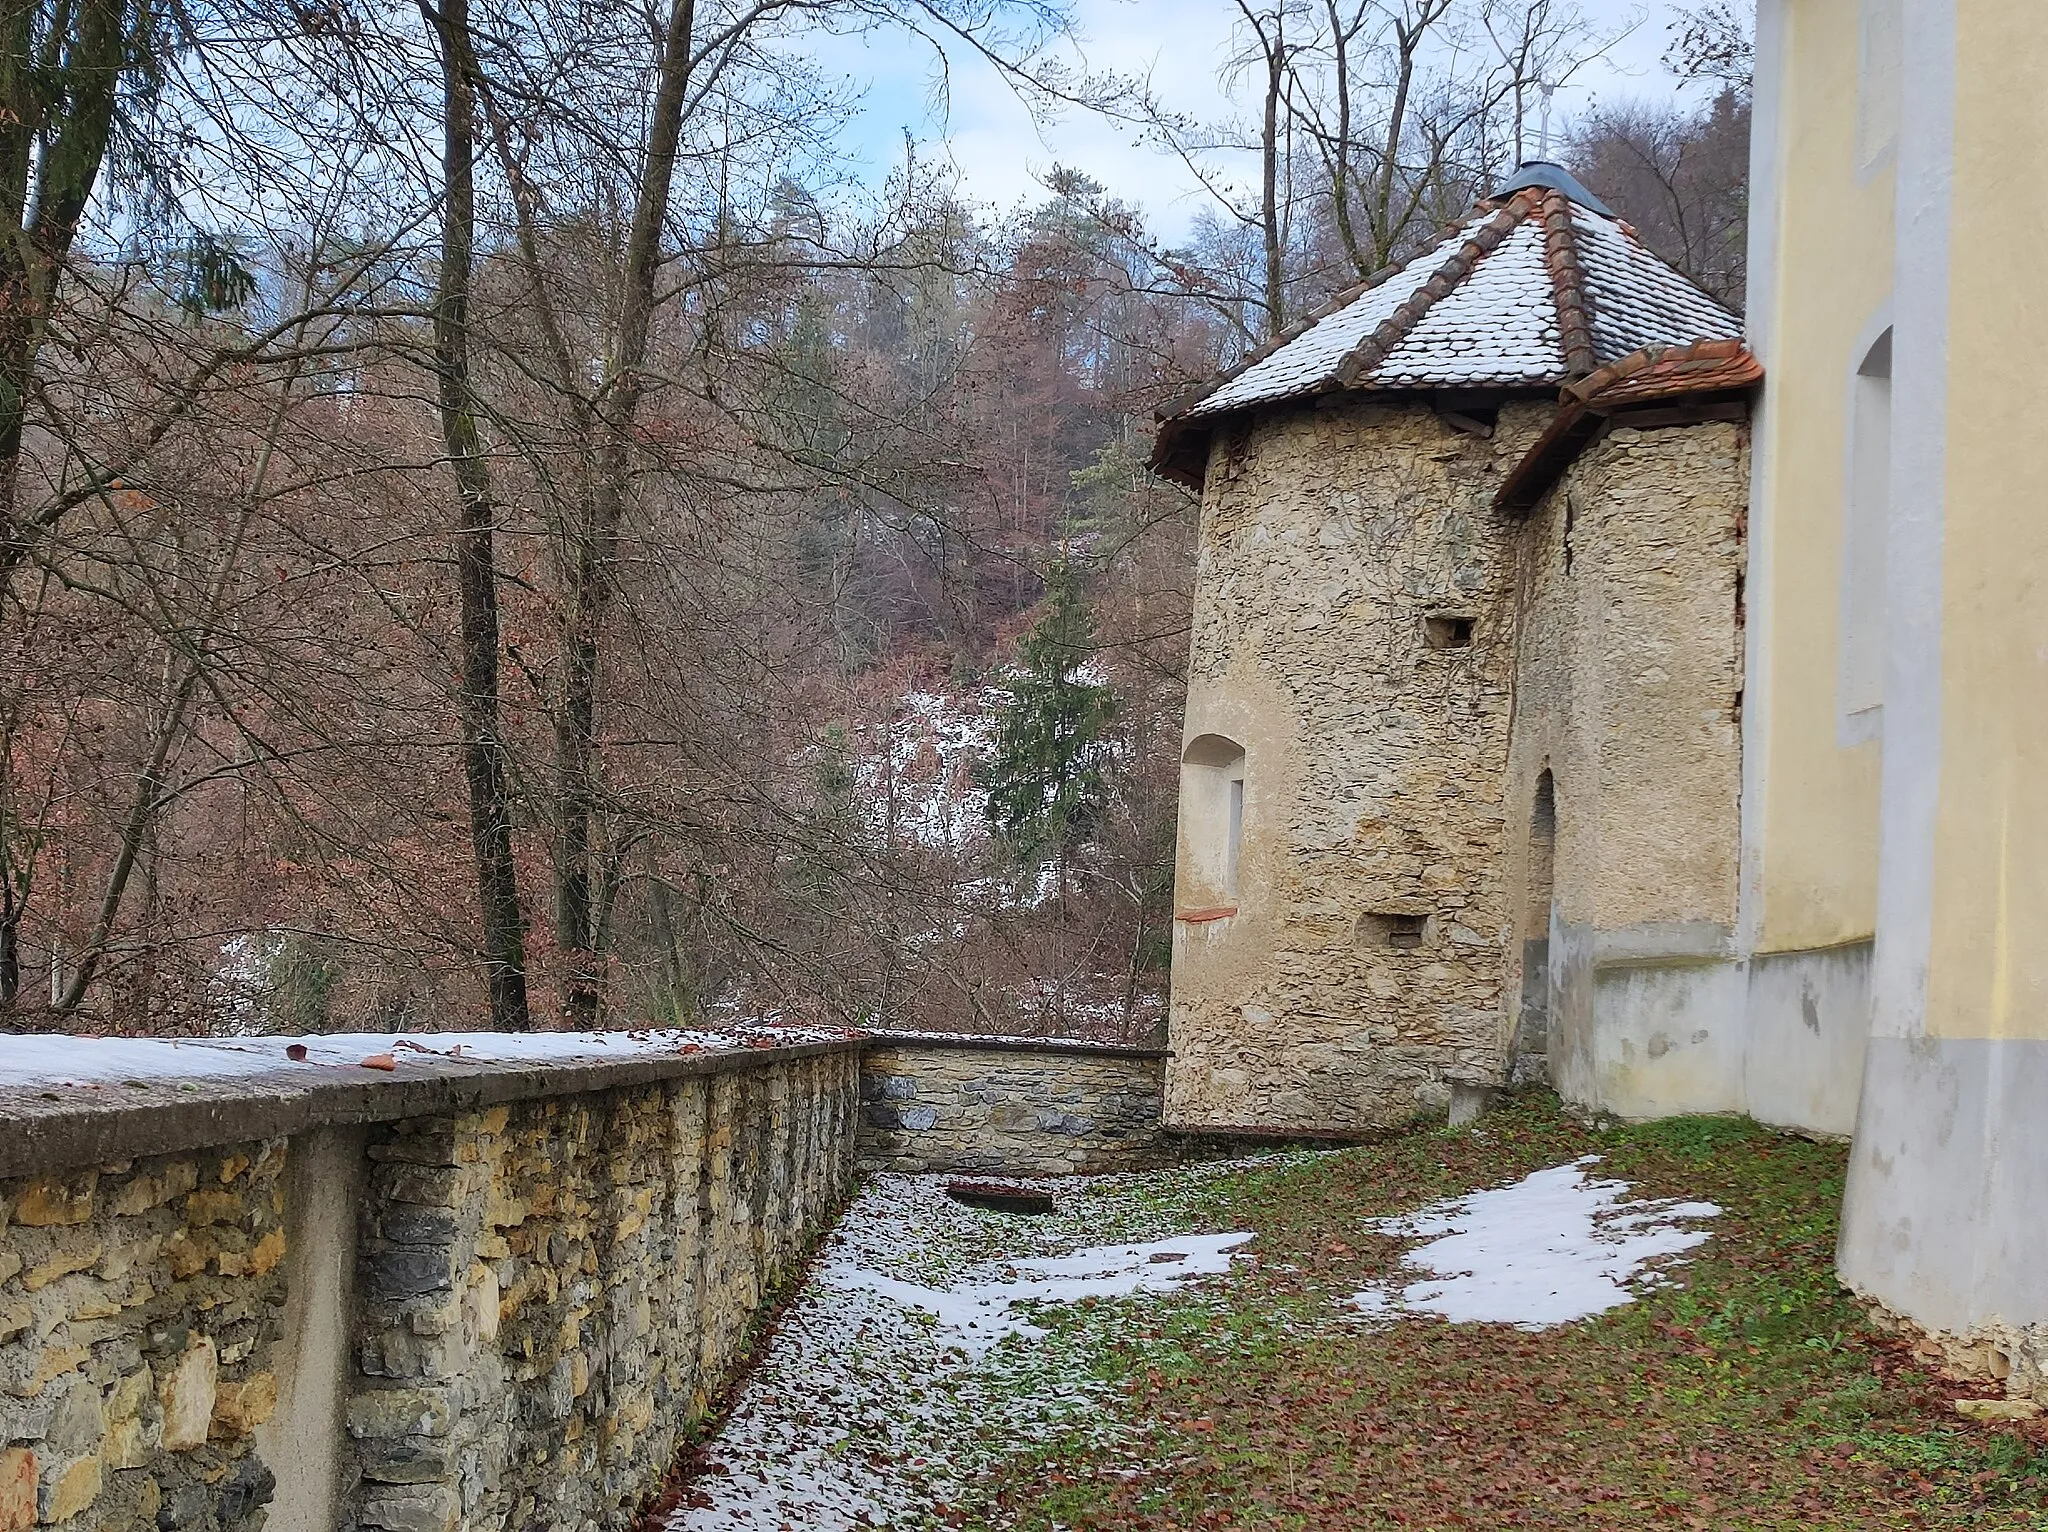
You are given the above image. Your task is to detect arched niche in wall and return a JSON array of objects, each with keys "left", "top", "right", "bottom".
[
  {"left": 1515, "top": 768, "right": 1558, "bottom": 1061},
  {"left": 1841, "top": 325, "right": 1893, "bottom": 730},
  {"left": 1180, "top": 733, "right": 1248, "bottom": 913}
]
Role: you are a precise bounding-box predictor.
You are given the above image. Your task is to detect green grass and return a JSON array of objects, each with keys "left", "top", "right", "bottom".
[{"left": 960, "top": 1097, "right": 2048, "bottom": 1531}]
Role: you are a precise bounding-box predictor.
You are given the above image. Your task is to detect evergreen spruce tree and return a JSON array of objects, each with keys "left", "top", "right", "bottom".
[{"left": 981, "top": 564, "right": 1116, "bottom": 873}]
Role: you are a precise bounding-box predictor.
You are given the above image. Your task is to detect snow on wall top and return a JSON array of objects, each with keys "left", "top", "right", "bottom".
[
  {"left": 0, "top": 1023, "right": 855, "bottom": 1090},
  {"left": 861, "top": 1027, "right": 1165, "bottom": 1054},
  {"left": 1173, "top": 187, "right": 1743, "bottom": 430}
]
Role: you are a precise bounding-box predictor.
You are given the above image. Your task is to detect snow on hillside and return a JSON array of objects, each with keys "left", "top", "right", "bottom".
[
  {"left": 864, "top": 685, "right": 1006, "bottom": 854},
  {"left": 859, "top": 665, "right": 1112, "bottom": 859}
]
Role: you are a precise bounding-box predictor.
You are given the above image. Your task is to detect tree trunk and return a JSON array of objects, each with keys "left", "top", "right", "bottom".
[
  {"left": 1368, "top": 24, "right": 1421, "bottom": 267},
  {"left": 641, "top": 843, "right": 690, "bottom": 1020},
  {"left": 0, "top": 0, "right": 146, "bottom": 615},
  {"left": 553, "top": 0, "right": 697, "bottom": 1029},
  {"left": 425, "top": 0, "right": 532, "bottom": 1030},
  {"left": 51, "top": 659, "right": 199, "bottom": 1011},
  {"left": 1325, "top": 0, "right": 1365, "bottom": 278},
  {"left": 0, "top": 862, "right": 19, "bottom": 1008},
  {"left": 1258, "top": 10, "right": 1286, "bottom": 337}
]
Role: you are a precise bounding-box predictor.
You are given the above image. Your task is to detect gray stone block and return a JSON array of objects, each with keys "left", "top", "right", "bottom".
[
  {"left": 358, "top": 1486, "right": 460, "bottom": 1532},
  {"left": 370, "top": 1249, "right": 455, "bottom": 1299},
  {"left": 380, "top": 1205, "right": 460, "bottom": 1246},
  {"left": 361, "top": 1440, "right": 455, "bottom": 1484}
]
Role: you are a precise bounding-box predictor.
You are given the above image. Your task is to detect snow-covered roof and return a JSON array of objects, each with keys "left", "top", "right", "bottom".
[
  {"left": 1567, "top": 208, "right": 1741, "bottom": 361},
  {"left": 1376, "top": 218, "right": 1565, "bottom": 388},
  {"left": 1152, "top": 166, "right": 1747, "bottom": 488}
]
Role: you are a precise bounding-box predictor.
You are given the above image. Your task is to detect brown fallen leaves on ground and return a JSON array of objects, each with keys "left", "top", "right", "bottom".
[{"left": 973, "top": 1099, "right": 2048, "bottom": 1531}]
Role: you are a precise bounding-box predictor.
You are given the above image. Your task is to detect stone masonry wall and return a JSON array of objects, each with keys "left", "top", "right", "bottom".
[
  {"left": 346, "top": 1052, "right": 853, "bottom": 1532},
  {"left": 855, "top": 1036, "right": 1169, "bottom": 1176},
  {"left": 0, "top": 1042, "right": 858, "bottom": 1532},
  {"left": 0, "top": 1142, "right": 289, "bottom": 1532},
  {"left": 1167, "top": 397, "right": 1558, "bottom": 1134},
  {"left": 1504, "top": 418, "right": 1749, "bottom": 1113}
]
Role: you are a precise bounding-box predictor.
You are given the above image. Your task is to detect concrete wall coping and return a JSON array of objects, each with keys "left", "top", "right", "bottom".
[
  {"left": 859, "top": 1029, "right": 1171, "bottom": 1061},
  {"left": 0, "top": 1036, "right": 861, "bottom": 1179}
]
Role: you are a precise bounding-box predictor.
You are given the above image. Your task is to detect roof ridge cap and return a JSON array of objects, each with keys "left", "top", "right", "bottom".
[
  {"left": 1331, "top": 188, "right": 1543, "bottom": 390},
  {"left": 1496, "top": 338, "right": 1761, "bottom": 516},
  {"left": 1540, "top": 189, "right": 1598, "bottom": 379},
  {"left": 1565, "top": 342, "right": 1670, "bottom": 402},
  {"left": 1156, "top": 250, "right": 1425, "bottom": 422}
]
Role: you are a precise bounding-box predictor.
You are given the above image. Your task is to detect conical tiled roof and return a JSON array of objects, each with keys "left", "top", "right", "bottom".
[{"left": 1152, "top": 167, "right": 1747, "bottom": 488}]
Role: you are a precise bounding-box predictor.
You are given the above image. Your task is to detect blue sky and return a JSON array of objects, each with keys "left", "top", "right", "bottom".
[{"left": 814, "top": 0, "right": 1718, "bottom": 240}]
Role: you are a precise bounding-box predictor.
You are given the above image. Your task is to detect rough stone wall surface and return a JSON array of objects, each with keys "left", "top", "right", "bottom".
[
  {"left": 856, "top": 1041, "right": 1168, "bottom": 1176},
  {"left": 1503, "top": 419, "right": 1748, "bottom": 1108},
  {"left": 0, "top": 1046, "right": 858, "bottom": 1532},
  {"left": 1167, "top": 398, "right": 1557, "bottom": 1134},
  {"left": 346, "top": 1051, "right": 855, "bottom": 1532},
  {"left": 0, "top": 1139, "right": 291, "bottom": 1532},
  {"left": 1866, "top": 1303, "right": 2048, "bottom": 1409}
]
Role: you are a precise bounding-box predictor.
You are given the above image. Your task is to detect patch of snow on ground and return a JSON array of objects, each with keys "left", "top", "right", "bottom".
[
  {"left": 668, "top": 1167, "right": 1258, "bottom": 1531},
  {"left": 823, "top": 1230, "right": 1252, "bottom": 1359},
  {"left": 1346, "top": 1157, "right": 1720, "bottom": 1330}
]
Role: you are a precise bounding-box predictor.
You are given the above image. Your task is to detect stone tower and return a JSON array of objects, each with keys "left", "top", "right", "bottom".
[{"left": 1154, "top": 164, "right": 1761, "bottom": 1135}]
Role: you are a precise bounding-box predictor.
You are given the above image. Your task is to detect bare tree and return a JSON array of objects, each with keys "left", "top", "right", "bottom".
[
  {"left": 1665, "top": 0, "right": 1753, "bottom": 87},
  {"left": 0, "top": 0, "right": 162, "bottom": 607},
  {"left": 0, "top": 0, "right": 1253, "bottom": 1040},
  {"left": 428, "top": 0, "right": 1087, "bottom": 1027},
  {"left": 422, "top": 0, "right": 534, "bottom": 1028},
  {"left": 1570, "top": 87, "right": 1749, "bottom": 309},
  {"left": 1107, "top": 0, "right": 1630, "bottom": 340}
]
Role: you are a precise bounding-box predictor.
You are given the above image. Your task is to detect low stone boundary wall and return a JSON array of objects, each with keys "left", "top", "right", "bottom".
[
  {"left": 855, "top": 1032, "right": 1171, "bottom": 1176},
  {"left": 0, "top": 1035, "right": 858, "bottom": 1532}
]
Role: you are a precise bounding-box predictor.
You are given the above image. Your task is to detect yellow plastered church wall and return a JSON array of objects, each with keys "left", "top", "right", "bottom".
[
  {"left": 1924, "top": 0, "right": 2048, "bottom": 1043},
  {"left": 1749, "top": 0, "right": 1893, "bottom": 952}
]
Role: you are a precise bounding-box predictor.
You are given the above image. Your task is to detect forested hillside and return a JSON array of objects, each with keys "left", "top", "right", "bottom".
[{"left": 0, "top": 0, "right": 1749, "bottom": 1037}]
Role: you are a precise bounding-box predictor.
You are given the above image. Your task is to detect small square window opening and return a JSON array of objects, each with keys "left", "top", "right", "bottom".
[
  {"left": 1424, "top": 615, "right": 1475, "bottom": 650},
  {"left": 1358, "top": 910, "right": 1430, "bottom": 951}
]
